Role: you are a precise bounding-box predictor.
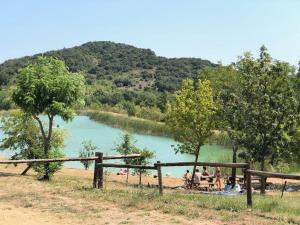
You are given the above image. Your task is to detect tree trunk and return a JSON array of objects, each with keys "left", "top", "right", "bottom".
[
  {"left": 260, "top": 158, "right": 266, "bottom": 194},
  {"left": 126, "top": 168, "right": 129, "bottom": 184},
  {"left": 42, "top": 138, "right": 51, "bottom": 180},
  {"left": 43, "top": 164, "right": 50, "bottom": 180},
  {"left": 42, "top": 144, "right": 51, "bottom": 180},
  {"left": 231, "top": 144, "right": 238, "bottom": 184},
  {"left": 190, "top": 145, "right": 201, "bottom": 188},
  {"left": 42, "top": 115, "right": 53, "bottom": 180},
  {"left": 33, "top": 114, "right": 51, "bottom": 180}
]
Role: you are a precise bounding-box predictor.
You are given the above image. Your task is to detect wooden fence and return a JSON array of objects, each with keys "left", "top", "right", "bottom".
[
  {"left": 95, "top": 158, "right": 300, "bottom": 208},
  {"left": 245, "top": 169, "right": 300, "bottom": 207},
  {"left": 0, "top": 152, "right": 142, "bottom": 188},
  {"left": 1, "top": 152, "right": 300, "bottom": 208}
]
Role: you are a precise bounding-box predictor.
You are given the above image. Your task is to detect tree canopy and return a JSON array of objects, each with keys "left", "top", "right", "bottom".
[{"left": 13, "top": 56, "right": 85, "bottom": 120}]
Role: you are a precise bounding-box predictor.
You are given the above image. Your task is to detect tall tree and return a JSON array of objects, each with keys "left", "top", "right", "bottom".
[
  {"left": 199, "top": 66, "right": 243, "bottom": 180},
  {"left": 236, "top": 46, "right": 299, "bottom": 193},
  {"left": 12, "top": 56, "right": 85, "bottom": 180},
  {"left": 166, "top": 79, "right": 218, "bottom": 187}
]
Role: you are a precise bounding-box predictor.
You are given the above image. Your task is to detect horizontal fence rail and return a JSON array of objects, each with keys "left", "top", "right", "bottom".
[
  {"left": 97, "top": 163, "right": 156, "bottom": 170},
  {"left": 0, "top": 154, "right": 141, "bottom": 164},
  {"left": 103, "top": 154, "right": 141, "bottom": 160},
  {"left": 247, "top": 170, "right": 300, "bottom": 180},
  {"left": 154, "top": 162, "right": 249, "bottom": 168}
]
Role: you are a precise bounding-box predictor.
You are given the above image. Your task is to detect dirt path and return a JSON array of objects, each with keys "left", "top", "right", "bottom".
[
  {"left": 1, "top": 200, "right": 217, "bottom": 225},
  {"left": 0, "top": 202, "right": 75, "bottom": 225}
]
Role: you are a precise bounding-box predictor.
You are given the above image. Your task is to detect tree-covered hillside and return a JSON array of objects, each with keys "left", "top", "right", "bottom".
[{"left": 0, "top": 41, "right": 215, "bottom": 92}]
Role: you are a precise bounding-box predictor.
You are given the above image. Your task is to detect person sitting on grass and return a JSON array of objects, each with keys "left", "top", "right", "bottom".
[
  {"left": 201, "top": 166, "right": 213, "bottom": 182},
  {"left": 193, "top": 169, "right": 202, "bottom": 187},
  {"left": 224, "top": 174, "right": 236, "bottom": 191},
  {"left": 202, "top": 166, "right": 210, "bottom": 176}
]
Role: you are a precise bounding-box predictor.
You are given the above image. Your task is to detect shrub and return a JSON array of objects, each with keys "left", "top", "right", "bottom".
[
  {"left": 79, "top": 140, "right": 97, "bottom": 170},
  {"left": 32, "top": 148, "right": 65, "bottom": 179}
]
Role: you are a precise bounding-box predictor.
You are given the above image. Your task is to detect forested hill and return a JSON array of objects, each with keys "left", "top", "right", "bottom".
[{"left": 0, "top": 41, "right": 215, "bottom": 92}]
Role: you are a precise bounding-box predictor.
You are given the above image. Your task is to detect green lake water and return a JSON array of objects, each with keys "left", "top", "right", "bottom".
[{"left": 0, "top": 115, "right": 231, "bottom": 177}]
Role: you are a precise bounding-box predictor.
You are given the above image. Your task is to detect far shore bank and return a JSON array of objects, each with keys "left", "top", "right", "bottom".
[
  {"left": 78, "top": 109, "right": 233, "bottom": 147},
  {"left": 1, "top": 109, "right": 233, "bottom": 146}
]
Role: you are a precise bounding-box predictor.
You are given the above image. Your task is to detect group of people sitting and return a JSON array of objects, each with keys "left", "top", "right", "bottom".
[
  {"left": 183, "top": 166, "right": 222, "bottom": 190},
  {"left": 183, "top": 167, "right": 243, "bottom": 192},
  {"left": 117, "top": 168, "right": 128, "bottom": 175}
]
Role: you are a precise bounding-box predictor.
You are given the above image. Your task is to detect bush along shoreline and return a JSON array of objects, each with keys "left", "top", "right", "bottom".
[{"left": 84, "top": 110, "right": 171, "bottom": 137}]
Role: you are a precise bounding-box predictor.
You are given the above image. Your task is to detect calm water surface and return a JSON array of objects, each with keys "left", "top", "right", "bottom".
[{"left": 0, "top": 115, "right": 231, "bottom": 177}]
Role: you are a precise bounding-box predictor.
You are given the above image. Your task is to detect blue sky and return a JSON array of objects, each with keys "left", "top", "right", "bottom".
[{"left": 1, "top": 0, "right": 299, "bottom": 66}]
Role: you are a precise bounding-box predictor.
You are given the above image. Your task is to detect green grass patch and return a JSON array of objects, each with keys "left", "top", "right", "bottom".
[{"left": 52, "top": 174, "right": 300, "bottom": 223}]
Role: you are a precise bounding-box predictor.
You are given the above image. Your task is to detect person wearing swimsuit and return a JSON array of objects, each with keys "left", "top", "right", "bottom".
[{"left": 215, "top": 167, "right": 221, "bottom": 191}]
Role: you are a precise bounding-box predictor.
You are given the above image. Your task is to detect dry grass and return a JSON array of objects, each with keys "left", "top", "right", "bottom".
[{"left": 0, "top": 164, "right": 300, "bottom": 225}]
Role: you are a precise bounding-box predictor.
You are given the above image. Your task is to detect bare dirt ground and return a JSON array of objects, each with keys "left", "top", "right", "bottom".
[
  {"left": 0, "top": 163, "right": 299, "bottom": 225},
  {"left": 0, "top": 165, "right": 222, "bottom": 225},
  {"left": 0, "top": 198, "right": 214, "bottom": 225}
]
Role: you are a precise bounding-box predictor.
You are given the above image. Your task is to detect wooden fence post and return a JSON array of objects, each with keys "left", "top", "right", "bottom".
[
  {"left": 139, "top": 157, "right": 143, "bottom": 186},
  {"left": 157, "top": 161, "right": 163, "bottom": 195},
  {"left": 245, "top": 164, "right": 252, "bottom": 208},
  {"left": 93, "top": 152, "right": 103, "bottom": 188},
  {"left": 98, "top": 152, "right": 104, "bottom": 188}
]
